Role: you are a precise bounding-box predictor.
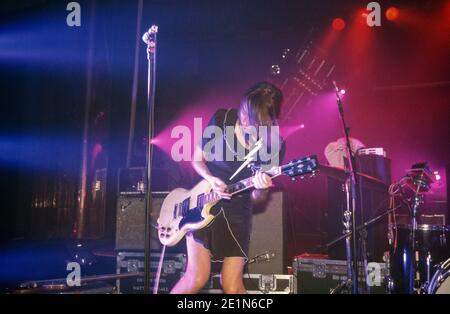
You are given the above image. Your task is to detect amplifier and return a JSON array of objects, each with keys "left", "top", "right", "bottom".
[
  {"left": 115, "top": 192, "right": 182, "bottom": 251},
  {"left": 248, "top": 191, "right": 286, "bottom": 275},
  {"left": 118, "top": 167, "right": 168, "bottom": 195},
  {"left": 201, "top": 274, "right": 296, "bottom": 294},
  {"left": 293, "top": 257, "right": 389, "bottom": 294},
  {"left": 118, "top": 167, "right": 146, "bottom": 195},
  {"left": 116, "top": 252, "right": 186, "bottom": 294}
]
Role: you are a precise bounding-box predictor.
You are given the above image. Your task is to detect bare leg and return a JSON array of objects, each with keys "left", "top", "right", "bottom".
[
  {"left": 221, "top": 257, "right": 247, "bottom": 294},
  {"left": 170, "top": 234, "right": 211, "bottom": 294}
]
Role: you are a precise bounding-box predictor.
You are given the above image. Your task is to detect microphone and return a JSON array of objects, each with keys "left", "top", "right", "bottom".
[
  {"left": 142, "top": 32, "right": 149, "bottom": 44},
  {"left": 332, "top": 80, "right": 339, "bottom": 93},
  {"left": 247, "top": 251, "right": 276, "bottom": 264},
  {"left": 142, "top": 25, "right": 159, "bottom": 45},
  {"left": 332, "top": 81, "right": 343, "bottom": 107}
]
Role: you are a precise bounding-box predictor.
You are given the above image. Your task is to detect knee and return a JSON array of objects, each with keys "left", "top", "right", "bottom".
[
  {"left": 171, "top": 270, "right": 210, "bottom": 294},
  {"left": 222, "top": 279, "right": 246, "bottom": 294},
  {"left": 187, "top": 271, "right": 210, "bottom": 292}
]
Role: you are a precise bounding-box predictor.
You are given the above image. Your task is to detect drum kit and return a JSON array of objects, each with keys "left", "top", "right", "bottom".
[{"left": 387, "top": 163, "right": 450, "bottom": 294}]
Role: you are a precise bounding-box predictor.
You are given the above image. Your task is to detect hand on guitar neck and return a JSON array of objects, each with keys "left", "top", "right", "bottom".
[{"left": 252, "top": 170, "right": 274, "bottom": 190}]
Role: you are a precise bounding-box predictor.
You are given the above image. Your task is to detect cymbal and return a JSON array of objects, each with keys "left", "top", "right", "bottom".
[{"left": 404, "top": 167, "right": 435, "bottom": 193}]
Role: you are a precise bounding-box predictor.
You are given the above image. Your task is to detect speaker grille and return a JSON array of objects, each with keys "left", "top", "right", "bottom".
[
  {"left": 248, "top": 191, "right": 286, "bottom": 274},
  {"left": 115, "top": 194, "right": 166, "bottom": 251}
]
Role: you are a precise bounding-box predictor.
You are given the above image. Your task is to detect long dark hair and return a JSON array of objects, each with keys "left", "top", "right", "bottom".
[{"left": 239, "top": 81, "right": 283, "bottom": 128}]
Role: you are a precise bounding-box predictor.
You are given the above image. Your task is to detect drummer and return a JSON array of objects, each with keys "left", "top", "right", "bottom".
[{"left": 324, "top": 137, "right": 365, "bottom": 168}]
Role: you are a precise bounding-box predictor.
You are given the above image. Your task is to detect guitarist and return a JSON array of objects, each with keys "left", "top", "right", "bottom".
[{"left": 171, "top": 82, "right": 285, "bottom": 294}]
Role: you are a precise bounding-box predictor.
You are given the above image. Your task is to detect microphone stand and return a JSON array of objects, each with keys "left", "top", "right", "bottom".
[
  {"left": 333, "top": 81, "right": 359, "bottom": 294},
  {"left": 142, "top": 25, "right": 158, "bottom": 294},
  {"left": 325, "top": 205, "right": 401, "bottom": 250}
]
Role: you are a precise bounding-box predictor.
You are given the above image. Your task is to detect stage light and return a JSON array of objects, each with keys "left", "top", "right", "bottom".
[
  {"left": 433, "top": 171, "right": 441, "bottom": 181},
  {"left": 340, "top": 89, "right": 346, "bottom": 95},
  {"left": 282, "top": 48, "right": 291, "bottom": 59},
  {"left": 386, "top": 7, "right": 399, "bottom": 21},
  {"left": 299, "top": 124, "right": 305, "bottom": 129},
  {"left": 332, "top": 18, "right": 346, "bottom": 31},
  {"left": 354, "top": 8, "right": 370, "bottom": 26},
  {"left": 271, "top": 64, "right": 281, "bottom": 76}
]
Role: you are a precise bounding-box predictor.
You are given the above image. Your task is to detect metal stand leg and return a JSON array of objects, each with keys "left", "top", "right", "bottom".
[
  {"left": 359, "top": 228, "right": 370, "bottom": 294},
  {"left": 411, "top": 186, "right": 422, "bottom": 293},
  {"left": 332, "top": 179, "right": 356, "bottom": 294}
]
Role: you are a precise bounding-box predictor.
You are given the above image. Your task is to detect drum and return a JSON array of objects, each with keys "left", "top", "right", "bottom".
[
  {"left": 389, "top": 224, "right": 449, "bottom": 294},
  {"left": 427, "top": 259, "right": 450, "bottom": 294}
]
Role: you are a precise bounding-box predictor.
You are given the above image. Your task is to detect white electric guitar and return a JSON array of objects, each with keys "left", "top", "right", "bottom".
[{"left": 157, "top": 155, "right": 318, "bottom": 246}]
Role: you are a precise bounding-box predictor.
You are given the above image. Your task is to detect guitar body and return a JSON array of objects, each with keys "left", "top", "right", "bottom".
[{"left": 157, "top": 179, "right": 218, "bottom": 246}]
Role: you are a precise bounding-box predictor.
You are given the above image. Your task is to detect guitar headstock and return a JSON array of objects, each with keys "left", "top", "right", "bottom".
[{"left": 281, "top": 155, "right": 318, "bottom": 179}]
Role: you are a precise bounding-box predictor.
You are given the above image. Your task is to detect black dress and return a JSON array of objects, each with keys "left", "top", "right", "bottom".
[{"left": 192, "top": 108, "right": 285, "bottom": 262}]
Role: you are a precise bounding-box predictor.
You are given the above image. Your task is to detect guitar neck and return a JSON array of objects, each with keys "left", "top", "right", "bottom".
[
  {"left": 226, "top": 168, "right": 282, "bottom": 195},
  {"left": 199, "top": 155, "right": 318, "bottom": 206},
  {"left": 201, "top": 167, "right": 282, "bottom": 205}
]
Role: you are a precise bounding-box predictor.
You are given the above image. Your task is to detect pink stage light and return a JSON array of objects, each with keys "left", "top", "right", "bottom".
[{"left": 433, "top": 171, "right": 441, "bottom": 181}]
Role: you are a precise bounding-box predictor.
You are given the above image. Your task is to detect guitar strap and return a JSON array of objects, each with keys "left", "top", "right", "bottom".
[{"left": 222, "top": 108, "right": 235, "bottom": 155}]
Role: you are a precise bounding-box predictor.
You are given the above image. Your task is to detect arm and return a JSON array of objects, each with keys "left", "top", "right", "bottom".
[
  {"left": 251, "top": 139, "right": 286, "bottom": 203},
  {"left": 251, "top": 188, "right": 270, "bottom": 205},
  {"left": 251, "top": 170, "right": 273, "bottom": 204},
  {"left": 191, "top": 144, "right": 214, "bottom": 182},
  {"left": 192, "top": 145, "right": 231, "bottom": 199}
]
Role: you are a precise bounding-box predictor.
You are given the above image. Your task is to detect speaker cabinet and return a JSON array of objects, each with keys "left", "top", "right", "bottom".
[
  {"left": 248, "top": 191, "right": 286, "bottom": 275},
  {"left": 325, "top": 172, "right": 390, "bottom": 261},
  {"left": 115, "top": 192, "right": 169, "bottom": 251}
]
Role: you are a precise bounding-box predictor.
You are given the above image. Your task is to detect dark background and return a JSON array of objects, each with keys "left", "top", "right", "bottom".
[{"left": 0, "top": 0, "right": 449, "bottom": 286}]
